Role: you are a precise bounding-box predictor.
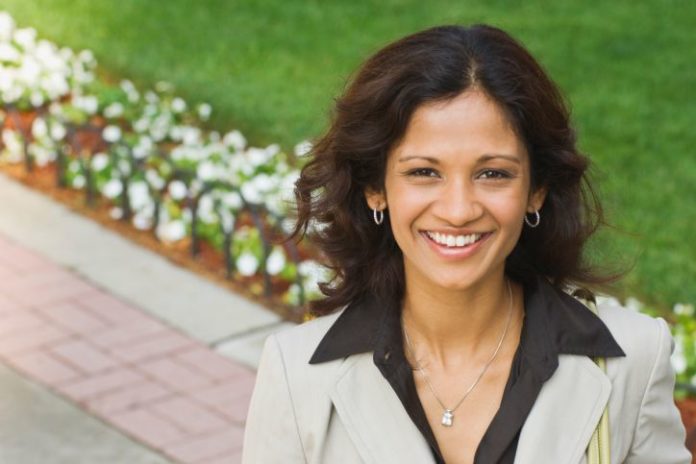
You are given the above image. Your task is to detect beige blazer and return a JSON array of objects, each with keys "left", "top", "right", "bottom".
[{"left": 242, "top": 299, "right": 691, "bottom": 464}]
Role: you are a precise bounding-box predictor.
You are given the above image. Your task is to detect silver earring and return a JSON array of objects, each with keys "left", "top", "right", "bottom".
[
  {"left": 373, "top": 208, "right": 384, "bottom": 225},
  {"left": 525, "top": 210, "right": 541, "bottom": 228}
]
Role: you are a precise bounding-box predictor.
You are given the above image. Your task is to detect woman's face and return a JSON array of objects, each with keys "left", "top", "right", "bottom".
[{"left": 365, "top": 89, "right": 546, "bottom": 293}]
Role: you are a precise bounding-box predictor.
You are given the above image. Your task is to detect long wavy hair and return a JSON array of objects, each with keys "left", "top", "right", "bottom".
[{"left": 290, "top": 24, "right": 612, "bottom": 316}]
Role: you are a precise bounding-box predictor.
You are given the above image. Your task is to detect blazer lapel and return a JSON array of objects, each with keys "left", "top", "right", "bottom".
[
  {"left": 330, "top": 353, "right": 436, "bottom": 464},
  {"left": 515, "top": 355, "right": 611, "bottom": 464}
]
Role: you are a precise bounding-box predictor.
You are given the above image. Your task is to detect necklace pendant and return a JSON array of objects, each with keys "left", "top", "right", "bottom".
[{"left": 441, "top": 409, "right": 454, "bottom": 427}]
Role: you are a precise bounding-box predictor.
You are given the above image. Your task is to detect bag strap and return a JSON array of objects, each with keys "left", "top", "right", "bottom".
[{"left": 573, "top": 292, "right": 611, "bottom": 464}]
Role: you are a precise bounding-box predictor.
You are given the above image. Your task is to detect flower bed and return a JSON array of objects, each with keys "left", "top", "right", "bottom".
[{"left": 0, "top": 11, "right": 329, "bottom": 321}]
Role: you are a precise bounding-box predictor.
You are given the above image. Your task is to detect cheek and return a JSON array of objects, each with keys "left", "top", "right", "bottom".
[{"left": 487, "top": 194, "right": 528, "bottom": 229}]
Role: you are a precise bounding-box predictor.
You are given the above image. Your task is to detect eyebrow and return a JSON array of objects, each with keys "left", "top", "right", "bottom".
[{"left": 397, "top": 154, "right": 521, "bottom": 164}]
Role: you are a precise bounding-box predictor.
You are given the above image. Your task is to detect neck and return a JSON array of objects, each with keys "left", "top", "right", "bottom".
[{"left": 401, "top": 272, "right": 521, "bottom": 369}]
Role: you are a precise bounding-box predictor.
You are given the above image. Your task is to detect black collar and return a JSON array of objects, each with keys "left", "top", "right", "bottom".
[{"left": 309, "top": 275, "right": 625, "bottom": 365}]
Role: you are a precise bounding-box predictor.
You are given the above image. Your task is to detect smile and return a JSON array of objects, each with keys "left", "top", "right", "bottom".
[{"left": 424, "top": 231, "right": 485, "bottom": 248}]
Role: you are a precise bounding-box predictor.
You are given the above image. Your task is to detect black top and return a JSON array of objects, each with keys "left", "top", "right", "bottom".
[{"left": 309, "top": 276, "right": 625, "bottom": 463}]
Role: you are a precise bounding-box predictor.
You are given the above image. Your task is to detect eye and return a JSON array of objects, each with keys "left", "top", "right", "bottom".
[
  {"left": 406, "top": 167, "right": 439, "bottom": 178},
  {"left": 478, "top": 169, "right": 511, "bottom": 180}
]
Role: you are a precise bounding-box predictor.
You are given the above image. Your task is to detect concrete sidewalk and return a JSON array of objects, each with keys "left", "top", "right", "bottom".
[{"left": 0, "top": 172, "right": 296, "bottom": 463}]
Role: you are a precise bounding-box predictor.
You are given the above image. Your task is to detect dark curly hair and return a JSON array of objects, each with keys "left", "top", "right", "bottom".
[{"left": 290, "top": 24, "right": 611, "bottom": 315}]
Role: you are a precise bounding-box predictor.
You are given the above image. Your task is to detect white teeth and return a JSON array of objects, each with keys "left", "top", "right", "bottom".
[{"left": 426, "top": 231, "right": 482, "bottom": 248}]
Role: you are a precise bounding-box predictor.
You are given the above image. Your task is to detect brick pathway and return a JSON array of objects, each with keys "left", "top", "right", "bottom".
[{"left": 0, "top": 233, "right": 256, "bottom": 463}]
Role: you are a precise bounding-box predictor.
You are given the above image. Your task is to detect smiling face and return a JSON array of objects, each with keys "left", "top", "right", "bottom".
[{"left": 365, "top": 89, "right": 546, "bottom": 294}]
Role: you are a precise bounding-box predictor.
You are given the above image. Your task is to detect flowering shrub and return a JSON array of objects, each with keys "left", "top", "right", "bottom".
[
  {"left": 0, "top": 11, "right": 330, "bottom": 309},
  {"left": 638, "top": 301, "right": 696, "bottom": 397}
]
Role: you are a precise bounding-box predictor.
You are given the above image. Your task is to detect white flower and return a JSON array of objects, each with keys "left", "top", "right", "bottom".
[
  {"left": 41, "top": 73, "right": 69, "bottom": 99},
  {"left": 157, "top": 219, "right": 186, "bottom": 242},
  {"left": 73, "top": 95, "right": 98, "bottom": 115},
  {"left": 120, "top": 79, "right": 136, "bottom": 94},
  {"left": 102, "top": 125, "right": 122, "bottom": 143},
  {"left": 0, "top": 43, "right": 20, "bottom": 62},
  {"left": 128, "top": 181, "right": 150, "bottom": 210},
  {"left": 169, "top": 125, "right": 183, "bottom": 141},
  {"left": 132, "top": 135, "right": 153, "bottom": 159},
  {"left": 109, "top": 207, "right": 123, "bottom": 220},
  {"left": 72, "top": 175, "right": 86, "bottom": 189},
  {"left": 150, "top": 114, "right": 172, "bottom": 141},
  {"left": 281, "top": 217, "right": 296, "bottom": 234},
  {"left": 197, "top": 194, "right": 216, "bottom": 224},
  {"left": 117, "top": 159, "right": 131, "bottom": 176},
  {"left": 197, "top": 161, "right": 216, "bottom": 181},
  {"left": 145, "top": 90, "right": 159, "bottom": 104},
  {"left": 0, "top": 12, "right": 16, "bottom": 42},
  {"left": 181, "top": 126, "right": 201, "bottom": 146},
  {"left": 295, "top": 140, "right": 312, "bottom": 158},
  {"left": 133, "top": 212, "right": 152, "bottom": 230},
  {"left": 253, "top": 173, "right": 276, "bottom": 193},
  {"left": 103, "top": 102, "right": 124, "bottom": 119},
  {"left": 91, "top": 152, "right": 110, "bottom": 171},
  {"left": 14, "top": 27, "right": 37, "bottom": 49},
  {"left": 266, "top": 246, "right": 287, "bottom": 276},
  {"left": 265, "top": 144, "right": 280, "bottom": 157},
  {"left": 168, "top": 180, "right": 188, "bottom": 200},
  {"left": 246, "top": 147, "right": 271, "bottom": 167},
  {"left": 133, "top": 118, "right": 149, "bottom": 133},
  {"left": 236, "top": 252, "right": 259, "bottom": 276},
  {"left": 223, "top": 130, "right": 246, "bottom": 151},
  {"left": 118, "top": 78, "right": 138, "bottom": 102},
  {"left": 298, "top": 260, "right": 331, "bottom": 296},
  {"left": 145, "top": 169, "right": 165, "bottom": 190},
  {"left": 197, "top": 103, "right": 212, "bottom": 120},
  {"left": 241, "top": 182, "right": 262, "bottom": 204},
  {"left": 29, "top": 90, "right": 44, "bottom": 107},
  {"left": 77, "top": 49, "right": 95, "bottom": 66},
  {"left": 284, "top": 283, "right": 302, "bottom": 306},
  {"left": 31, "top": 118, "right": 48, "bottom": 139},
  {"left": 674, "top": 303, "right": 695, "bottom": 317},
  {"left": 49, "top": 121, "right": 66, "bottom": 141},
  {"left": 671, "top": 336, "right": 687, "bottom": 374},
  {"left": 17, "top": 56, "right": 41, "bottom": 85},
  {"left": 219, "top": 208, "right": 234, "bottom": 233},
  {"left": 171, "top": 97, "right": 187, "bottom": 113},
  {"left": 28, "top": 142, "right": 54, "bottom": 166},
  {"left": 102, "top": 179, "right": 123, "bottom": 199},
  {"left": 222, "top": 191, "right": 243, "bottom": 210}
]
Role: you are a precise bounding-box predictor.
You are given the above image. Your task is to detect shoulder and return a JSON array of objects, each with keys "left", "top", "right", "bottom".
[
  {"left": 258, "top": 307, "right": 348, "bottom": 391},
  {"left": 595, "top": 296, "right": 673, "bottom": 365}
]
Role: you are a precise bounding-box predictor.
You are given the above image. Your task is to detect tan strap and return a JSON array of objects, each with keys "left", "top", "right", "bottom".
[{"left": 574, "top": 293, "right": 611, "bottom": 464}]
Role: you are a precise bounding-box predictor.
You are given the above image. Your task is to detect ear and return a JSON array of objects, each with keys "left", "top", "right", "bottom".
[
  {"left": 527, "top": 185, "right": 547, "bottom": 213},
  {"left": 364, "top": 187, "right": 387, "bottom": 211}
]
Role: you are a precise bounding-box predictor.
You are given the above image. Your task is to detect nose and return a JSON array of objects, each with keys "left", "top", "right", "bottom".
[{"left": 433, "top": 177, "right": 483, "bottom": 226}]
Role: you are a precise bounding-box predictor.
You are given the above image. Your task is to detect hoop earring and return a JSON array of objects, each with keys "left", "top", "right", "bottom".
[
  {"left": 373, "top": 208, "right": 384, "bottom": 225},
  {"left": 525, "top": 210, "right": 541, "bottom": 228}
]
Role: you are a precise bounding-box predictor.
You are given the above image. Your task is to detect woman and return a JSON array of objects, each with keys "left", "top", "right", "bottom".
[{"left": 242, "top": 25, "right": 691, "bottom": 463}]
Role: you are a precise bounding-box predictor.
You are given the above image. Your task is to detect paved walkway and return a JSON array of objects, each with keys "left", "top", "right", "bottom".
[{"left": 0, "top": 172, "right": 295, "bottom": 463}]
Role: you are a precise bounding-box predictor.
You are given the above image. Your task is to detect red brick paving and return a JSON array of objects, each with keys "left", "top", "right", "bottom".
[{"left": 0, "top": 234, "right": 255, "bottom": 463}]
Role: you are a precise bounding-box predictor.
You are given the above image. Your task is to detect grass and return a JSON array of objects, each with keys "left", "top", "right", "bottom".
[{"left": 2, "top": 0, "right": 695, "bottom": 309}]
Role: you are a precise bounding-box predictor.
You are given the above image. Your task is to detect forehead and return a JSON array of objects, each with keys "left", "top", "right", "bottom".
[{"left": 390, "top": 89, "right": 527, "bottom": 163}]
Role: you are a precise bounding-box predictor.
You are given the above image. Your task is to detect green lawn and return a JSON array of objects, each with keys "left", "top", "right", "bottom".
[{"left": 2, "top": 0, "right": 695, "bottom": 309}]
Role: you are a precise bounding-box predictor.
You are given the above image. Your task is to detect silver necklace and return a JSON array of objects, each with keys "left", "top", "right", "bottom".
[{"left": 402, "top": 280, "right": 514, "bottom": 427}]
